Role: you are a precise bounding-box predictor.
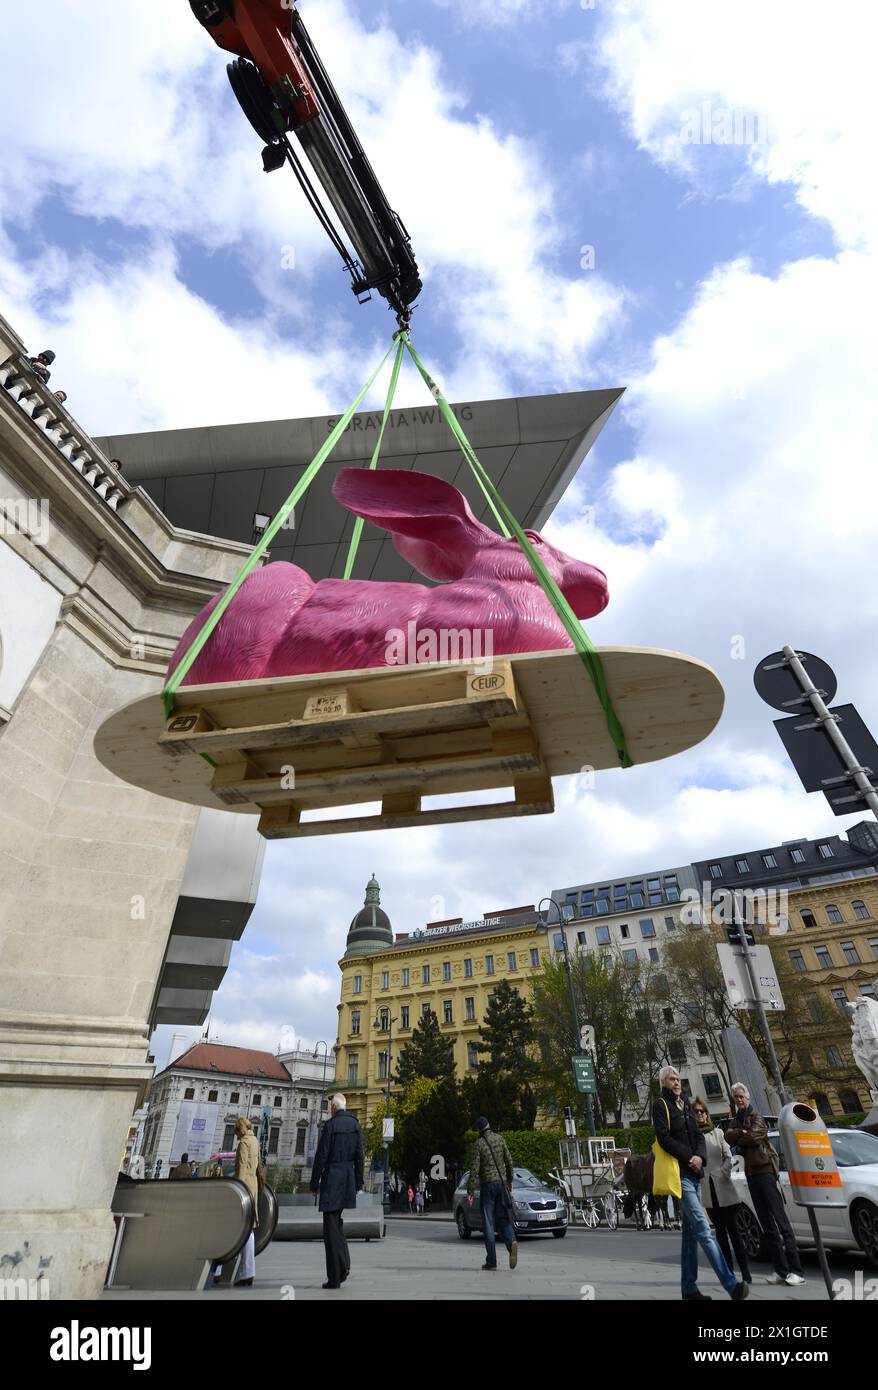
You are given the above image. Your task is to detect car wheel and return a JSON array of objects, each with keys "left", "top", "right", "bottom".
[
  {"left": 852, "top": 1200, "right": 878, "bottom": 1269},
  {"left": 736, "top": 1205, "right": 767, "bottom": 1262},
  {"left": 552, "top": 1229, "right": 567, "bottom": 1238},
  {"left": 456, "top": 1208, "right": 472, "bottom": 1240}
]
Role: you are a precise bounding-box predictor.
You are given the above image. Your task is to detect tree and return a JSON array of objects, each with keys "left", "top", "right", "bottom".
[
  {"left": 468, "top": 979, "right": 539, "bottom": 1129},
  {"left": 395, "top": 1009, "right": 456, "bottom": 1085},
  {"left": 662, "top": 927, "right": 737, "bottom": 1099},
  {"left": 366, "top": 1076, "right": 467, "bottom": 1199},
  {"left": 530, "top": 950, "right": 653, "bottom": 1125}
]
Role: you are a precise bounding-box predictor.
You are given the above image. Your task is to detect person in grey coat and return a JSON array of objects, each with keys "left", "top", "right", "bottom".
[
  {"left": 693, "top": 1097, "right": 752, "bottom": 1284},
  {"left": 310, "top": 1093, "right": 364, "bottom": 1290}
]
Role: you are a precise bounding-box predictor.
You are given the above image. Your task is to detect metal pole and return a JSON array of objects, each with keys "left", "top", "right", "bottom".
[
  {"left": 540, "top": 899, "right": 596, "bottom": 1137},
  {"left": 807, "top": 1208, "right": 837, "bottom": 1300},
  {"left": 733, "top": 892, "right": 791, "bottom": 1105},
  {"left": 782, "top": 645, "right": 878, "bottom": 820},
  {"left": 384, "top": 1016, "right": 393, "bottom": 1216}
]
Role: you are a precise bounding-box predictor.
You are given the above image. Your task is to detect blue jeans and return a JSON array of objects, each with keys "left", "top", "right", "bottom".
[
  {"left": 480, "top": 1181, "right": 516, "bottom": 1267},
  {"left": 680, "top": 1174, "right": 737, "bottom": 1296}
]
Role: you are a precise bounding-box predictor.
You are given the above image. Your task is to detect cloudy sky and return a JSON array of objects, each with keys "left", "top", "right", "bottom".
[{"left": 3, "top": 2, "right": 875, "bottom": 1068}]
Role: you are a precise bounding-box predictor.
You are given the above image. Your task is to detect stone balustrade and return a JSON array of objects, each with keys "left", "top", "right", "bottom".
[{"left": 0, "top": 353, "right": 128, "bottom": 511}]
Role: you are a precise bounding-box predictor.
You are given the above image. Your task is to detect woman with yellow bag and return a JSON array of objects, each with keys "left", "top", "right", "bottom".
[{"left": 652, "top": 1067, "right": 750, "bottom": 1303}]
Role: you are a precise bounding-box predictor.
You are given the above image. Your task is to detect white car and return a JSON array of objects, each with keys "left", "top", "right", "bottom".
[{"left": 730, "top": 1127, "right": 878, "bottom": 1268}]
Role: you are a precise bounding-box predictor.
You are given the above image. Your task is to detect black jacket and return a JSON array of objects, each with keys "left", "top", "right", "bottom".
[
  {"left": 652, "top": 1088, "right": 706, "bottom": 1178},
  {"left": 310, "top": 1111, "right": 364, "bottom": 1212}
]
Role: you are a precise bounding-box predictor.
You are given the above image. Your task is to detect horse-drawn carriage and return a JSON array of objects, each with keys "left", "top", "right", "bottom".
[{"left": 551, "top": 1138, "right": 631, "bottom": 1229}]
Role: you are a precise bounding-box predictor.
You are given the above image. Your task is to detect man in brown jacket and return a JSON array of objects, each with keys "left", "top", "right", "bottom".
[
  {"left": 466, "top": 1117, "right": 518, "bottom": 1272},
  {"left": 169, "top": 1152, "right": 193, "bottom": 1180},
  {"left": 725, "top": 1083, "right": 805, "bottom": 1286}
]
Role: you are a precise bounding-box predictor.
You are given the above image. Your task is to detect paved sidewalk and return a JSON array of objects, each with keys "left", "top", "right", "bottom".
[{"left": 102, "top": 1221, "right": 853, "bottom": 1302}]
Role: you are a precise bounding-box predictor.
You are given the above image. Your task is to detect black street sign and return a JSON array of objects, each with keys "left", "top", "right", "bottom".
[
  {"left": 754, "top": 651, "right": 837, "bottom": 712},
  {"left": 772, "top": 703, "right": 878, "bottom": 814}
]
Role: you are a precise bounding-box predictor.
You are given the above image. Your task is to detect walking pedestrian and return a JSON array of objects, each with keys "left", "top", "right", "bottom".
[
  {"left": 415, "top": 1187, "right": 424, "bottom": 1215},
  {"left": 233, "top": 1118, "right": 262, "bottom": 1287},
  {"left": 310, "top": 1093, "right": 364, "bottom": 1290},
  {"left": 407, "top": 1183, "right": 414, "bottom": 1213},
  {"left": 169, "top": 1152, "right": 193, "bottom": 1180},
  {"left": 652, "top": 1066, "right": 748, "bottom": 1302},
  {"left": 692, "top": 1097, "right": 752, "bottom": 1285},
  {"left": 466, "top": 1116, "right": 518, "bottom": 1271},
  {"left": 725, "top": 1082, "right": 805, "bottom": 1287}
]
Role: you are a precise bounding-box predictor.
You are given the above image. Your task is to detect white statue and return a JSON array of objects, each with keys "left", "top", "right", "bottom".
[{"left": 847, "top": 994, "right": 878, "bottom": 1100}]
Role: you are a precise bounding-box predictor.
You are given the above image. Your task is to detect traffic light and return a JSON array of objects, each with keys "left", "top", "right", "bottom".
[{"left": 563, "top": 1105, "right": 573, "bottom": 1122}]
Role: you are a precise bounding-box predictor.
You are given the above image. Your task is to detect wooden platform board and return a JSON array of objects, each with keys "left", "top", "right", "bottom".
[{"left": 93, "top": 647, "right": 723, "bottom": 838}]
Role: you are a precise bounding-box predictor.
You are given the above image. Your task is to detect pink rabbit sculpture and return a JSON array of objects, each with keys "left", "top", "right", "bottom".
[{"left": 167, "top": 468, "right": 608, "bottom": 684}]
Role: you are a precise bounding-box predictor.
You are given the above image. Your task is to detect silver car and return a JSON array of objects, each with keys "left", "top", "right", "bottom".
[
  {"left": 453, "top": 1167, "right": 568, "bottom": 1239},
  {"left": 732, "top": 1127, "right": 878, "bottom": 1268}
]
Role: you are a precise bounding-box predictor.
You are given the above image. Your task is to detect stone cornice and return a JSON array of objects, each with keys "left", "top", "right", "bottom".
[{"left": 339, "top": 921, "right": 545, "bottom": 969}]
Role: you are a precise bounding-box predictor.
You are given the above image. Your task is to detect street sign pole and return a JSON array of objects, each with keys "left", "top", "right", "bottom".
[
  {"left": 733, "top": 891, "right": 790, "bottom": 1105},
  {"left": 779, "top": 645, "right": 878, "bottom": 819}
]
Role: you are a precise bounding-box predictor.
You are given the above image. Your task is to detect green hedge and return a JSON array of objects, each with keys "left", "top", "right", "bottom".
[
  {"left": 462, "top": 1125, "right": 654, "bottom": 1181},
  {"left": 823, "top": 1112, "right": 866, "bottom": 1127}
]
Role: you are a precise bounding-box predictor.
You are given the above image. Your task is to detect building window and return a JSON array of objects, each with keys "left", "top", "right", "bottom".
[
  {"left": 553, "top": 933, "right": 564, "bottom": 951},
  {"left": 487, "top": 993, "right": 496, "bottom": 1008},
  {"left": 295, "top": 1124, "right": 306, "bottom": 1156},
  {"left": 378, "top": 1052, "right": 388, "bottom": 1080},
  {"left": 734, "top": 859, "right": 750, "bottom": 874},
  {"left": 222, "top": 1123, "right": 236, "bottom": 1150},
  {"left": 648, "top": 947, "right": 659, "bottom": 963},
  {"left": 401, "top": 1006, "right": 410, "bottom": 1029},
  {"left": 381, "top": 971, "right": 389, "bottom": 990},
  {"left": 467, "top": 1042, "right": 479, "bottom": 1069},
  {"left": 790, "top": 847, "right": 806, "bottom": 864},
  {"left": 762, "top": 853, "right": 778, "bottom": 869},
  {"left": 788, "top": 949, "right": 806, "bottom": 972},
  {"left": 353, "top": 975, "right": 363, "bottom": 993},
  {"left": 596, "top": 926, "right": 611, "bottom": 946},
  {"left": 622, "top": 948, "right": 638, "bottom": 965},
  {"left": 595, "top": 896, "right": 610, "bottom": 913},
  {"left": 208, "top": 1090, "right": 218, "bottom": 1102},
  {"left": 869, "top": 938, "right": 878, "bottom": 961},
  {"left": 485, "top": 954, "right": 495, "bottom": 975},
  {"left": 800, "top": 909, "right": 817, "bottom": 928},
  {"left": 299, "top": 1097, "right": 308, "bottom": 1110},
  {"left": 669, "top": 1040, "right": 686, "bottom": 1064},
  {"left": 443, "top": 1000, "right": 453, "bottom": 1024},
  {"left": 825, "top": 1045, "right": 844, "bottom": 1068},
  {"left": 379, "top": 1007, "right": 389, "bottom": 1031},
  {"left": 253, "top": 1094, "right": 262, "bottom": 1106},
  {"left": 630, "top": 892, "right": 644, "bottom": 908},
  {"left": 664, "top": 916, "right": 676, "bottom": 932},
  {"left": 648, "top": 893, "right": 663, "bottom": 905},
  {"left": 530, "top": 948, "right": 540, "bottom": 968},
  {"left": 814, "top": 945, "right": 833, "bottom": 969},
  {"left": 662, "top": 1007, "right": 674, "bottom": 1025},
  {"left": 422, "top": 1003, "right": 431, "bottom": 1019},
  {"left": 841, "top": 941, "right": 860, "bottom": 965},
  {"left": 184, "top": 1088, "right": 195, "bottom": 1100},
  {"left": 702, "top": 1073, "right": 723, "bottom": 1098},
  {"left": 862, "top": 984, "right": 878, "bottom": 1002},
  {"left": 696, "top": 1037, "right": 710, "bottom": 1057},
  {"left": 268, "top": 1127, "right": 280, "bottom": 1155},
  {"left": 229, "top": 1091, "right": 240, "bottom": 1103},
  {"left": 805, "top": 995, "right": 822, "bottom": 1023},
  {"left": 443, "top": 961, "right": 452, "bottom": 981},
  {"left": 852, "top": 901, "right": 871, "bottom": 920},
  {"left": 831, "top": 988, "right": 849, "bottom": 1014},
  {"left": 465, "top": 997, "right": 475, "bottom": 1021},
  {"left": 351, "top": 1010, "right": 361, "bottom": 1035},
  {"left": 798, "top": 1050, "right": 813, "bottom": 1071},
  {"left": 464, "top": 958, "right": 473, "bottom": 977},
  {"left": 709, "top": 864, "right": 722, "bottom": 879},
  {"left": 320, "top": 1098, "right": 328, "bottom": 1112},
  {"left": 814, "top": 1092, "right": 833, "bottom": 1116},
  {"left": 273, "top": 1096, "right": 282, "bottom": 1108},
  {"left": 826, "top": 904, "right": 843, "bottom": 924},
  {"left": 347, "top": 1057, "right": 358, "bottom": 1085},
  {"left": 422, "top": 965, "right": 430, "bottom": 985},
  {"left": 507, "top": 951, "right": 516, "bottom": 971},
  {"left": 817, "top": 843, "right": 835, "bottom": 859},
  {"left": 680, "top": 1079, "right": 692, "bottom": 1097},
  {"left": 619, "top": 924, "right": 630, "bottom": 939},
  {"left": 639, "top": 919, "right": 656, "bottom": 939},
  {"left": 402, "top": 968, "right": 410, "bottom": 987},
  {"left": 839, "top": 1089, "right": 862, "bottom": 1114}
]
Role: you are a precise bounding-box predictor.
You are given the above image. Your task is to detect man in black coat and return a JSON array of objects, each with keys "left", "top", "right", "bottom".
[{"left": 310, "top": 1094, "right": 364, "bottom": 1290}]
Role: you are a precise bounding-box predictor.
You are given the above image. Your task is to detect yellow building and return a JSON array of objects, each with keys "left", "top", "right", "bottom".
[
  {"left": 332, "top": 876, "right": 550, "bottom": 1125},
  {"left": 772, "top": 874, "right": 878, "bottom": 1116}
]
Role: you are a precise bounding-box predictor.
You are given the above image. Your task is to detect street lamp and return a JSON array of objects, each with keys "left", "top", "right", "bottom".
[
  {"left": 373, "top": 1009, "right": 397, "bottom": 1216},
  {"left": 538, "top": 897, "right": 596, "bottom": 1137}
]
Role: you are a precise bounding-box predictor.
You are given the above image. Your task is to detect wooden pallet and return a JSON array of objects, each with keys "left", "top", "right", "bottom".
[{"left": 93, "top": 647, "right": 724, "bottom": 838}]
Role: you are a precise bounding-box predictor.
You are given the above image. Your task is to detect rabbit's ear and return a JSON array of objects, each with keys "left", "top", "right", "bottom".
[{"left": 332, "top": 468, "right": 492, "bottom": 581}]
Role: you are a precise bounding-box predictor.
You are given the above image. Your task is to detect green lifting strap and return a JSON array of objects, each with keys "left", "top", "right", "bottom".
[
  {"left": 401, "top": 334, "right": 632, "bottom": 769},
  {"left": 342, "top": 335, "right": 405, "bottom": 580},
  {"left": 161, "top": 338, "right": 398, "bottom": 717}
]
